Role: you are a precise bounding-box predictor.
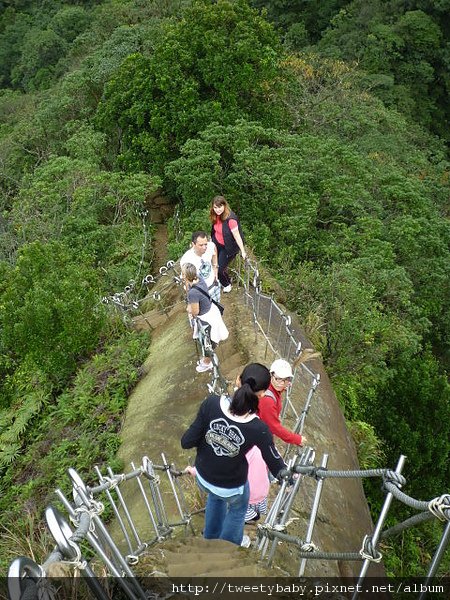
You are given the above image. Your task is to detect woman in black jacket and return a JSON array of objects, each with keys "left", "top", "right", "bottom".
[
  {"left": 210, "top": 195, "right": 246, "bottom": 293},
  {"left": 181, "top": 363, "right": 286, "bottom": 546}
]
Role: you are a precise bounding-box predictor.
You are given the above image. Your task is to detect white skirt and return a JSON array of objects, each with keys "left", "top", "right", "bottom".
[{"left": 195, "top": 304, "right": 229, "bottom": 344}]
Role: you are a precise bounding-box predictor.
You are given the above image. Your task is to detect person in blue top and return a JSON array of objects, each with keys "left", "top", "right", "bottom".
[{"left": 181, "top": 363, "right": 286, "bottom": 546}]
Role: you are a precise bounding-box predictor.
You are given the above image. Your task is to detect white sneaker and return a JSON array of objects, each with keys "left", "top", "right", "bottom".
[
  {"left": 196, "top": 361, "right": 213, "bottom": 373},
  {"left": 222, "top": 284, "right": 232, "bottom": 293},
  {"left": 240, "top": 534, "right": 251, "bottom": 548}
]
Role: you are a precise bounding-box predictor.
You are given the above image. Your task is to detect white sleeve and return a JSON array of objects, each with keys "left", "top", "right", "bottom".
[{"left": 180, "top": 250, "right": 190, "bottom": 268}]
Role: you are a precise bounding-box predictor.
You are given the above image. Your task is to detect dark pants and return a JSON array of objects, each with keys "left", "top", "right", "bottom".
[{"left": 215, "top": 242, "right": 237, "bottom": 287}]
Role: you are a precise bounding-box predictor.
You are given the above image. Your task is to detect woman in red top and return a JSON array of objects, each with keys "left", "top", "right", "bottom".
[
  {"left": 209, "top": 196, "right": 246, "bottom": 293},
  {"left": 258, "top": 359, "right": 305, "bottom": 446}
]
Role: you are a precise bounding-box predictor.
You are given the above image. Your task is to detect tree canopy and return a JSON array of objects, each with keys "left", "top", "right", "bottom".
[
  {"left": 96, "top": 0, "right": 284, "bottom": 171},
  {"left": 252, "top": 0, "right": 450, "bottom": 142}
]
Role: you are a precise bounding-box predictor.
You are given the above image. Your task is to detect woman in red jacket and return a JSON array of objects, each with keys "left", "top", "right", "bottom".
[
  {"left": 258, "top": 359, "right": 305, "bottom": 447},
  {"left": 210, "top": 196, "right": 246, "bottom": 293}
]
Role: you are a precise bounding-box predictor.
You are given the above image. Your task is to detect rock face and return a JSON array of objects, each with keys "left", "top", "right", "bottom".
[{"left": 118, "top": 268, "right": 384, "bottom": 579}]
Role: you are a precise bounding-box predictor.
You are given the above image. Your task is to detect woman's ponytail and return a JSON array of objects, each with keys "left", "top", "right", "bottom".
[
  {"left": 229, "top": 383, "right": 258, "bottom": 416},
  {"left": 243, "top": 376, "right": 256, "bottom": 391},
  {"left": 229, "top": 363, "right": 270, "bottom": 416}
]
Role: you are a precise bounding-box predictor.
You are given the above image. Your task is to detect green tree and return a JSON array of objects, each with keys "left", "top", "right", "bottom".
[
  {"left": 0, "top": 9, "right": 32, "bottom": 87},
  {"left": 81, "top": 24, "right": 143, "bottom": 87},
  {"left": 166, "top": 112, "right": 449, "bottom": 386},
  {"left": 0, "top": 241, "right": 106, "bottom": 387},
  {"left": 11, "top": 27, "right": 68, "bottom": 90},
  {"left": 251, "top": 0, "right": 348, "bottom": 43},
  {"left": 96, "top": 0, "right": 283, "bottom": 171},
  {"left": 5, "top": 155, "right": 159, "bottom": 289},
  {"left": 317, "top": 1, "right": 449, "bottom": 140},
  {"left": 49, "top": 5, "right": 90, "bottom": 43},
  {"left": 365, "top": 350, "right": 450, "bottom": 498},
  {"left": 386, "top": 214, "right": 450, "bottom": 359}
]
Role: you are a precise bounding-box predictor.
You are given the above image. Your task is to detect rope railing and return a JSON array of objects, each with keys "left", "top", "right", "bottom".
[
  {"left": 254, "top": 452, "right": 450, "bottom": 600},
  {"left": 7, "top": 252, "right": 450, "bottom": 600},
  {"left": 8, "top": 449, "right": 448, "bottom": 599}
]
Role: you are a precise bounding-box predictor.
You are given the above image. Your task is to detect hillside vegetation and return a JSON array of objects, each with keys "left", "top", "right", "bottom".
[{"left": 0, "top": 0, "right": 449, "bottom": 576}]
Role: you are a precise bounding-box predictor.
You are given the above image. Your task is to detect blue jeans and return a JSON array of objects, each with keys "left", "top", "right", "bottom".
[{"left": 198, "top": 480, "right": 250, "bottom": 545}]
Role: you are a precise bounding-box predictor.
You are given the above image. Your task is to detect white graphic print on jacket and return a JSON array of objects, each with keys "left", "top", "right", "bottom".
[{"left": 205, "top": 418, "right": 245, "bottom": 457}]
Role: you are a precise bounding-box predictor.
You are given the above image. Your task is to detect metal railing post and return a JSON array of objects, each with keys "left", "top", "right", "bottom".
[
  {"left": 419, "top": 521, "right": 450, "bottom": 600},
  {"left": 94, "top": 466, "right": 134, "bottom": 556},
  {"left": 107, "top": 466, "right": 143, "bottom": 550},
  {"left": 298, "top": 453, "right": 329, "bottom": 576},
  {"left": 55, "top": 489, "right": 146, "bottom": 600},
  {"left": 352, "top": 455, "right": 406, "bottom": 600}
]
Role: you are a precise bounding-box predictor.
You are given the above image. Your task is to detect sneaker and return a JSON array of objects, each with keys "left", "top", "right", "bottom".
[
  {"left": 222, "top": 284, "right": 232, "bottom": 293},
  {"left": 240, "top": 534, "right": 251, "bottom": 548},
  {"left": 196, "top": 361, "right": 213, "bottom": 373}
]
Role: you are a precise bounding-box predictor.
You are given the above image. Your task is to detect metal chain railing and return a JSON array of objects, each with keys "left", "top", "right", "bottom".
[
  {"left": 8, "top": 456, "right": 195, "bottom": 600},
  {"left": 101, "top": 259, "right": 184, "bottom": 326},
  {"left": 230, "top": 256, "right": 321, "bottom": 463}
]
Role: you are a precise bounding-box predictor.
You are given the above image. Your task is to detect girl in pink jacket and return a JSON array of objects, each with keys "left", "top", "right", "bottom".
[{"left": 245, "top": 445, "right": 269, "bottom": 522}]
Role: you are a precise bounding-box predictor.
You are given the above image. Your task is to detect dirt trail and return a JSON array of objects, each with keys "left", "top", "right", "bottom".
[
  {"left": 152, "top": 224, "right": 169, "bottom": 268},
  {"left": 116, "top": 224, "right": 381, "bottom": 578},
  {"left": 147, "top": 188, "right": 173, "bottom": 267}
]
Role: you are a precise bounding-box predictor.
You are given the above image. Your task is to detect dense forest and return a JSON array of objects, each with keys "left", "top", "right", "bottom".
[{"left": 0, "top": 0, "right": 449, "bottom": 576}]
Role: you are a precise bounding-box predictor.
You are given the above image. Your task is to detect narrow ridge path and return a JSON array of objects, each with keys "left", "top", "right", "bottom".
[{"left": 115, "top": 216, "right": 381, "bottom": 578}]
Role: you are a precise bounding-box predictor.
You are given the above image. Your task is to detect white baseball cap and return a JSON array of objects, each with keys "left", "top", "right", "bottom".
[{"left": 270, "top": 359, "right": 293, "bottom": 379}]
